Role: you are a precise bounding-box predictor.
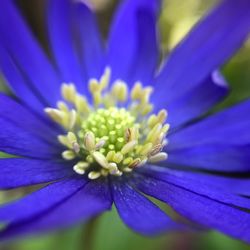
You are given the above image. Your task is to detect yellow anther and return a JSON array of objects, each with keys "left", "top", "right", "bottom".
[
  {"left": 73, "top": 166, "right": 85, "bottom": 175},
  {"left": 158, "top": 110, "right": 168, "bottom": 124},
  {"left": 148, "top": 114, "right": 158, "bottom": 128},
  {"left": 57, "top": 101, "right": 69, "bottom": 112},
  {"left": 123, "top": 157, "right": 133, "bottom": 165},
  {"left": 68, "top": 109, "right": 77, "bottom": 129},
  {"left": 112, "top": 80, "right": 128, "bottom": 102},
  {"left": 75, "top": 161, "right": 89, "bottom": 169},
  {"left": 61, "top": 83, "right": 76, "bottom": 102},
  {"left": 141, "top": 103, "right": 153, "bottom": 116},
  {"left": 94, "top": 92, "right": 102, "bottom": 107},
  {"left": 108, "top": 162, "right": 118, "bottom": 171},
  {"left": 128, "top": 158, "right": 141, "bottom": 168},
  {"left": 109, "top": 164, "right": 122, "bottom": 176},
  {"left": 67, "top": 132, "right": 80, "bottom": 153},
  {"left": 99, "top": 67, "right": 111, "bottom": 89},
  {"left": 139, "top": 143, "right": 153, "bottom": 156},
  {"left": 125, "top": 127, "right": 138, "bottom": 142},
  {"left": 88, "top": 171, "right": 101, "bottom": 180},
  {"left": 148, "top": 152, "right": 168, "bottom": 163},
  {"left": 141, "top": 86, "right": 153, "bottom": 103},
  {"left": 73, "top": 162, "right": 89, "bottom": 175},
  {"left": 146, "top": 123, "right": 162, "bottom": 143},
  {"left": 62, "top": 150, "right": 75, "bottom": 160},
  {"left": 44, "top": 108, "right": 64, "bottom": 125},
  {"left": 123, "top": 167, "right": 133, "bottom": 173},
  {"left": 131, "top": 82, "right": 143, "bottom": 100},
  {"left": 125, "top": 128, "right": 132, "bottom": 142},
  {"left": 92, "top": 151, "right": 109, "bottom": 169},
  {"left": 113, "top": 152, "right": 123, "bottom": 164},
  {"left": 84, "top": 132, "right": 96, "bottom": 151},
  {"left": 67, "top": 132, "right": 77, "bottom": 144},
  {"left": 75, "top": 94, "right": 90, "bottom": 113},
  {"left": 121, "top": 140, "right": 138, "bottom": 155},
  {"left": 149, "top": 144, "right": 163, "bottom": 156},
  {"left": 58, "top": 135, "right": 70, "bottom": 148},
  {"left": 89, "top": 79, "right": 100, "bottom": 92},
  {"left": 106, "top": 151, "right": 116, "bottom": 161}
]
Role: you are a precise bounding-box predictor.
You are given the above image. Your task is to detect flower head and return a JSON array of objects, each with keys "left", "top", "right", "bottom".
[{"left": 0, "top": 0, "right": 250, "bottom": 243}]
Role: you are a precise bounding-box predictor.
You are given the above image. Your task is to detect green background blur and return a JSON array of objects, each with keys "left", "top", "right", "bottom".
[{"left": 0, "top": 0, "right": 250, "bottom": 249}]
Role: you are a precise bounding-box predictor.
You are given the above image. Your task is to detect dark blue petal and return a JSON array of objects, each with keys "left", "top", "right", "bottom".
[
  {"left": 132, "top": 173, "right": 250, "bottom": 243},
  {"left": 167, "top": 144, "right": 250, "bottom": 172},
  {"left": 138, "top": 165, "right": 250, "bottom": 196},
  {"left": 111, "top": 179, "right": 182, "bottom": 235},
  {"left": 0, "top": 158, "right": 73, "bottom": 189},
  {"left": 155, "top": 0, "right": 250, "bottom": 103},
  {"left": 0, "top": 44, "right": 44, "bottom": 113},
  {"left": 0, "top": 178, "right": 86, "bottom": 223},
  {"left": 0, "top": 179, "right": 112, "bottom": 240},
  {"left": 0, "top": 94, "right": 60, "bottom": 144},
  {"left": 47, "top": 0, "right": 87, "bottom": 93},
  {"left": 73, "top": 2, "right": 105, "bottom": 79},
  {"left": 107, "top": 0, "right": 160, "bottom": 83},
  {"left": 135, "top": 167, "right": 250, "bottom": 210},
  {"left": 0, "top": 0, "right": 61, "bottom": 107},
  {"left": 154, "top": 71, "right": 229, "bottom": 128},
  {"left": 0, "top": 117, "right": 60, "bottom": 159},
  {"left": 168, "top": 100, "right": 250, "bottom": 150},
  {"left": 128, "top": 8, "right": 159, "bottom": 85}
]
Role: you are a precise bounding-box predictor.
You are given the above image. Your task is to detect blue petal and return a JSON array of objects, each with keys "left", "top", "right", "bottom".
[
  {"left": 132, "top": 173, "right": 250, "bottom": 243},
  {"left": 73, "top": 2, "right": 105, "bottom": 79},
  {"left": 128, "top": 8, "right": 159, "bottom": 85},
  {"left": 154, "top": 71, "right": 229, "bottom": 129},
  {"left": 155, "top": 0, "right": 250, "bottom": 103},
  {"left": 111, "top": 179, "right": 182, "bottom": 235},
  {"left": 46, "top": 0, "right": 87, "bottom": 93},
  {"left": 138, "top": 165, "right": 250, "bottom": 196},
  {"left": 0, "top": 178, "right": 86, "bottom": 223},
  {"left": 0, "top": 179, "right": 112, "bottom": 240},
  {"left": 0, "top": 117, "right": 60, "bottom": 159},
  {"left": 0, "top": 0, "right": 61, "bottom": 108},
  {"left": 167, "top": 144, "right": 250, "bottom": 173},
  {"left": 135, "top": 167, "right": 250, "bottom": 210},
  {"left": 107, "top": 0, "right": 160, "bottom": 83},
  {"left": 0, "top": 158, "right": 73, "bottom": 189},
  {"left": 168, "top": 100, "right": 250, "bottom": 150},
  {"left": 0, "top": 44, "right": 44, "bottom": 113},
  {"left": 0, "top": 94, "right": 60, "bottom": 143}
]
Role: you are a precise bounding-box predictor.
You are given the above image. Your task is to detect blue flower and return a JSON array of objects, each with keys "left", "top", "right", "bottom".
[{"left": 0, "top": 0, "right": 250, "bottom": 242}]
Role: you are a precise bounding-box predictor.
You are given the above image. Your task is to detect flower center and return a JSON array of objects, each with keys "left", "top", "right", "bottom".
[{"left": 45, "top": 68, "right": 169, "bottom": 179}]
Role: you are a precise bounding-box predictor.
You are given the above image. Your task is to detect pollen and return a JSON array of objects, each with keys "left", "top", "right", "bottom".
[{"left": 45, "top": 67, "right": 169, "bottom": 179}]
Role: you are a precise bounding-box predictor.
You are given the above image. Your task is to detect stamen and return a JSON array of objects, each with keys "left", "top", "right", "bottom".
[
  {"left": 112, "top": 80, "right": 128, "bottom": 102},
  {"left": 62, "top": 150, "right": 75, "bottom": 160},
  {"left": 83, "top": 132, "right": 96, "bottom": 151},
  {"left": 45, "top": 67, "right": 169, "bottom": 179},
  {"left": 148, "top": 152, "right": 168, "bottom": 162},
  {"left": 92, "top": 151, "right": 110, "bottom": 169}
]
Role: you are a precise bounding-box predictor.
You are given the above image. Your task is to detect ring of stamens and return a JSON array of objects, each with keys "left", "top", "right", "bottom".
[{"left": 45, "top": 67, "right": 169, "bottom": 180}]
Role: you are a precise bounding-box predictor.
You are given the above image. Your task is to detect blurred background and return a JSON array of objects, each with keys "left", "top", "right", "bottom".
[{"left": 0, "top": 0, "right": 250, "bottom": 249}]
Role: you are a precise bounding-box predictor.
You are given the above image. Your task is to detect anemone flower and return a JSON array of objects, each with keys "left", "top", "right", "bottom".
[{"left": 0, "top": 0, "right": 250, "bottom": 243}]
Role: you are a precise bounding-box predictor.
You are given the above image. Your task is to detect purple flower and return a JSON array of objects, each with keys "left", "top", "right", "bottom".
[{"left": 0, "top": 0, "right": 250, "bottom": 242}]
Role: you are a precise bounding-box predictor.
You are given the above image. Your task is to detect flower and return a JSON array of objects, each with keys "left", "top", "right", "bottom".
[{"left": 0, "top": 0, "right": 250, "bottom": 242}]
